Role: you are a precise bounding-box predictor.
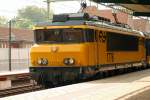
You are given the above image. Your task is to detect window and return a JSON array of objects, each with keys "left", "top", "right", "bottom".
[
  {"left": 62, "top": 29, "right": 84, "bottom": 43},
  {"left": 85, "top": 29, "right": 94, "bottom": 42},
  {"left": 146, "top": 39, "right": 150, "bottom": 56},
  {"left": 35, "top": 29, "right": 62, "bottom": 43},
  {"left": 35, "top": 28, "right": 84, "bottom": 44},
  {"left": 107, "top": 32, "right": 139, "bottom": 51}
]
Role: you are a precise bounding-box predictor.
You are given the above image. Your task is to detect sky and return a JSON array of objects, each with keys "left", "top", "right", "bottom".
[
  {"left": 0, "top": 0, "right": 108, "bottom": 19},
  {"left": 0, "top": 0, "right": 42, "bottom": 18},
  {"left": 0, "top": 0, "right": 149, "bottom": 21},
  {"left": 0, "top": 0, "right": 79, "bottom": 18}
]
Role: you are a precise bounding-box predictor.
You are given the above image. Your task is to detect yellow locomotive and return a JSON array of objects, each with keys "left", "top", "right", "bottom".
[{"left": 30, "top": 13, "right": 149, "bottom": 87}]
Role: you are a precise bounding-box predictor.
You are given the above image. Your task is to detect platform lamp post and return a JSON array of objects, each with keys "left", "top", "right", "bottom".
[
  {"left": 8, "top": 19, "right": 23, "bottom": 71},
  {"left": 8, "top": 20, "right": 12, "bottom": 71}
]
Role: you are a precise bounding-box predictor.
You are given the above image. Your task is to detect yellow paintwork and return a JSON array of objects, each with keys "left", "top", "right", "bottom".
[
  {"left": 33, "top": 25, "right": 88, "bottom": 30},
  {"left": 147, "top": 56, "right": 150, "bottom": 65},
  {"left": 94, "top": 29, "right": 145, "bottom": 65},
  {"left": 34, "top": 25, "right": 143, "bottom": 37},
  {"left": 30, "top": 43, "right": 94, "bottom": 67},
  {"left": 30, "top": 24, "right": 146, "bottom": 67},
  {"left": 146, "top": 38, "right": 150, "bottom": 65}
]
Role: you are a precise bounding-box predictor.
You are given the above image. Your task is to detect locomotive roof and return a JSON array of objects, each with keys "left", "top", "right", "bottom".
[{"left": 36, "top": 20, "right": 85, "bottom": 27}]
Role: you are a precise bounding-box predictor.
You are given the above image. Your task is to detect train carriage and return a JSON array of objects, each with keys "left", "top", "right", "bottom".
[
  {"left": 29, "top": 13, "right": 147, "bottom": 87},
  {"left": 145, "top": 37, "right": 150, "bottom": 66}
]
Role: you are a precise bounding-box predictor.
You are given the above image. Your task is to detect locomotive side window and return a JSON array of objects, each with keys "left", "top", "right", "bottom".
[
  {"left": 107, "top": 32, "right": 139, "bottom": 51},
  {"left": 146, "top": 40, "right": 150, "bottom": 56}
]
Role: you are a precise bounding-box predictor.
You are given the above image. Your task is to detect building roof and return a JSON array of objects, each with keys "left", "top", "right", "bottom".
[
  {"left": 0, "top": 27, "right": 34, "bottom": 42},
  {"left": 83, "top": 6, "right": 129, "bottom": 24},
  {"left": 83, "top": 6, "right": 150, "bottom": 33},
  {"left": 92, "top": 0, "right": 150, "bottom": 16}
]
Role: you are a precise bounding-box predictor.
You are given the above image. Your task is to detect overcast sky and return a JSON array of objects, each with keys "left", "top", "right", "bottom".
[
  {"left": 0, "top": 0, "right": 83, "bottom": 19},
  {"left": 0, "top": 0, "right": 109, "bottom": 19}
]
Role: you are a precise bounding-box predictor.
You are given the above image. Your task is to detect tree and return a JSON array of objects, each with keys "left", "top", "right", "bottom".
[
  {"left": 15, "top": 5, "right": 53, "bottom": 29},
  {"left": 0, "top": 16, "right": 7, "bottom": 26},
  {"left": 14, "top": 18, "right": 33, "bottom": 29}
]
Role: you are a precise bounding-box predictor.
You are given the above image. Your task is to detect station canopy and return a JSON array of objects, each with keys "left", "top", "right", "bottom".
[{"left": 92, "top": 0, "right": 150, "bottom": 16}]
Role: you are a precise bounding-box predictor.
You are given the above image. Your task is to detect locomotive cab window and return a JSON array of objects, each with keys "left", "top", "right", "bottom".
[
  {"left": 35, "top": 29, "right": 62, "bottom": 43},
  {"left": 34, "top": 28, "right": 85, "bottom": 44},
  {"left": 85, "top": 29, "right": 94, "bottom": 42},
  {"left": 62, "top": 29, "right": 84, "bottom": 43}
]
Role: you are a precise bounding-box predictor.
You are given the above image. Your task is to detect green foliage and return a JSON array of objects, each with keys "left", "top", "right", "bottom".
[
  {"left": 14, "top": 18, "right": 33, "bottom": 29},
  {"left": 0, "top": 16, "right": 7, "bottom": 26},
  {"left": 15, "top": 5, "right": 53, "bottom": 29}
]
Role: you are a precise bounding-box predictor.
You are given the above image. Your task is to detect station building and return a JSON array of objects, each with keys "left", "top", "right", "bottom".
[{"left": 0, "top": 27, "right": 34, "bottom": 48}]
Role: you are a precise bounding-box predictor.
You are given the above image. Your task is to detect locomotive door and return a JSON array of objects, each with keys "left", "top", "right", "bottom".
[
  {"left": 94, "top": 30, "right": 107, "bottom": 66},
  {"left": 95, "top": 30, "right": 103, "bottom": 66}
]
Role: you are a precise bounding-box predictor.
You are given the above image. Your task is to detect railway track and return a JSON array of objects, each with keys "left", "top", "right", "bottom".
[{"left": 0, "top": 84, "right": 44, "bottom": 98}]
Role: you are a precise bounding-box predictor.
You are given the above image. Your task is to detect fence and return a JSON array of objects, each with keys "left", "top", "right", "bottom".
[{"left": 0, "top": 48, "right": 30, "bottom": 71}]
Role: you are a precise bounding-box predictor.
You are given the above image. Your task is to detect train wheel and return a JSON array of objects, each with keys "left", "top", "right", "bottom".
[
  {"left": 107, "top": 70, "right": 114, "bottom": 76},
  {"left": 119, "top": 69, "right": 124, "bottom": 74},
  {"left": 111, "top": 70, "right": 116, "bottom": 76},
  {"left": 44, "top": 81, "right": 54, "bottom": 88},
  {"left": 103, "top": 71, "right": 109, "bottom": 78},
  {"left": 93, "top": 72, "right": 102, "bottom": 79},
  {"left": 114, "top": 69, "right": 120, "bottom": 75}
]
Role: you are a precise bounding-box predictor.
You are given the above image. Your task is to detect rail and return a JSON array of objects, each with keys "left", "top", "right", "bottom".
[{"left": 0, "top": 84, "right": 44, "bottom": 98}]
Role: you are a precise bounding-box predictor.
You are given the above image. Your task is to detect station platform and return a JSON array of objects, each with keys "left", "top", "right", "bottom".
[
  {"left": 0, "top": 69, "right": 29, "bottom": 90},
  {"left": 0, "top": 69, "right": 29, "bottom": 76},
  {"left": 2, "top": 69, "right": 150, "bottom": 100}
]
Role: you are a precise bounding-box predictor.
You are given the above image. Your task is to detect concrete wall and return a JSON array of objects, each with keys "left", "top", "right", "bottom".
[
  {"left": 0, "top": 48, "right": 30, "bottom": 60},
  {"left": 0, "top": 80, "right": 11, "bottom": 89},
  {"left": 0, "top": 48, "right": 30, "bottom": 71}
]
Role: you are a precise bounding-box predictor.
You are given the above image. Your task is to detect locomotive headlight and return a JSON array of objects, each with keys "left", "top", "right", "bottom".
[
  {"left": 42, "top": 58, "right": 48, "bottom": 65},
  {"left": 37, "top": 59, "right": 42, "bottom": 65},
  {"left": 68, "top": 58, "right": 74, "bottom": 64},
  {"left": 37, "top": 58, "right": 48, "bottom": 65},
  {"left": 64, "top": 58, "right": 75, "bottom": 65}
]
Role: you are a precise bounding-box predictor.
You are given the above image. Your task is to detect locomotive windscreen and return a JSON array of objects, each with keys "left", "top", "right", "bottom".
[
  {"left": 107, "top": 32, "right": 139, "bottom": 51},
  {"left": 34, "top": 28, "right": 84, "bottom": 43}
]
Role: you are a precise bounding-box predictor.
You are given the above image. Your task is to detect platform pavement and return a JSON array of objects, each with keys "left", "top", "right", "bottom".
[
  {"left": 0, "top": 69, "right": 29, "bottom": 76},
  {"left": 2, "top": 69, "right": 150, "bottom": 100},
  {"left": 0, "top": 69, "right": 29, "bottom": 90}
]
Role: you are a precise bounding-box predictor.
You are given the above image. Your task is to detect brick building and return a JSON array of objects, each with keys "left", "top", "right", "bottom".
[
  {"left": 129, "top": 19, "right": 150, "bottom": 32},
  {"left": 83, "top": 6, "right": 150, "bottom": 33},
  {"left": 0, "top": 27, "right": 34, "bottom": 48}
]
